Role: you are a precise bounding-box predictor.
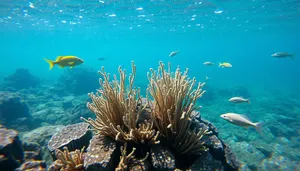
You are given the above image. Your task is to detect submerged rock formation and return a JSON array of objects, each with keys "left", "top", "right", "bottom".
[
  {"left": 0, "top": 91, "right": 34, "bottom": 131},
  {"left": 3, "top": 68, "right": 40, "bottom": 91},
  {"left": 0, "top": 125, "right": 47, "bottom": 171}
]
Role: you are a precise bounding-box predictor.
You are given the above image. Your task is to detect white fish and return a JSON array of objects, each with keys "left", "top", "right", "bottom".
[
  {"left": 169, "top": 50, "right": 179, "bottom": 57},
  {"left": 271, "top": 52, "right": 294, "bottom": 59},
  {"left": 219, "top": 62, "right": 232, "bottom": 68},
  {"left": 228, "top": 97, "right": 250, "bottom": 104},
  {"left": 203, "top": 61, "right": 214, "bottom": 66},
  {"left": 220, "top": 113, "right": 263, "bottom": 134}
]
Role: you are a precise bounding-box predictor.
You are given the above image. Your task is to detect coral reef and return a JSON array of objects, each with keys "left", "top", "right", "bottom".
[
  {"left": 0, "top": 63, "right": 297, "bottom": 170},
  {"left": 76, "top": 61, "right": 240, "bottom": 170},
  {"left": 3, "top": 68, "right": 40, "bottom": 91},
  {"left": 0, "top": 91, "right": 34, "bottom": 131},
  {"left": 9, "top": 61, "right": 300, "bottom": 170}
]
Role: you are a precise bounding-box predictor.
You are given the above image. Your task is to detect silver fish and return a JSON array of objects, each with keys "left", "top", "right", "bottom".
[
  {"left": 228, "top": 97, "right": 250, "bottom": 104},
  {"left": 271, "top": 52, "right": 294, "bottom": 59},
  {"left": 169, "top": 50, "right": 179, "bottom": 57},
  {"left": 220, "top": 113, "right": 263, "bottom": 134},
  {"left": 203, "top": 61, "right": 214, "bottom": 66}
]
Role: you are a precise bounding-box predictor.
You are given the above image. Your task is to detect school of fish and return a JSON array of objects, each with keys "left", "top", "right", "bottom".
[{"left": 167, "top": 50, "right": 296, "bottom": 135}]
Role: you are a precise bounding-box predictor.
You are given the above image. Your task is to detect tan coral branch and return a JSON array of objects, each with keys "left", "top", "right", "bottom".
[
  {"left": 116, "top": 142, "right": 136, "bottom": 171},
  {"left": 81, "top": 61, "right": 159, "bottom": 145},
  {"left": 53, "top": 146, "right": 85, "bottom": 171},
  {"left": 147, "top": 61, "right": 209, "bottom": 155}
]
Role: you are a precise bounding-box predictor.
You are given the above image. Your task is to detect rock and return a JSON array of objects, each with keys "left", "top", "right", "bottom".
[
  {"left": 223, "top": 143, "right": 241, "bottom": 170},
  {"left": 189, "top": 152, "right": 223, "bottom": 171},
  {"left": 151, "top": 144, "right": 176, "bottom": 171},
  {"left": 47, "top": 122, "right": 92, "bottom": 160},
  {"left": 65, "top": 100, "right": 91, "bottom": 124},
  {"left": 197, "top": 118, "right": 241, "bottom": 171},
  {"left": 230, "top": 141, "right": 264, "bottom": 170},
  {"left": 62, "top": 95, "right": 75, "bottom": 110},
  {"left": 0, "top": 91, "right": 34, "bottom": 130},
  {"left": 3, "top": 68, "right": 40, "bottom": 90},
  {"left": 22, "top": 125, "right": 65, "bottom": 166},
  {"left": 129, "top": 159, "right": 151, "bottom": 171},
  {"left": 84, "top": 135, "right": 119, "bottom": 171},
  {"left": 0, "top": 126, "right": 24, "bottom": 171},
  {"left": 57, "top": 67, "right": 99, "bottom": 95},
  {"left": 258, "top": 155, "right": 300, "bottom": 171},
  {"left": 15, "top": 160, "right": 46, "bottom": 171},
  {"left": 22, "top": 125, "right": 64, "bottom": 146},
  {"left": 22, "top": 141, "right": 42, "bottom": 161}
]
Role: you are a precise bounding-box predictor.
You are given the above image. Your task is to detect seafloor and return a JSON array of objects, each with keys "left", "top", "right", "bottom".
[{"left": 0, "top": 66, "right": 299, "bottom": 171}]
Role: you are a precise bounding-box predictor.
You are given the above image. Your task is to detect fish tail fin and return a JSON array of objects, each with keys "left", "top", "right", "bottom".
[
  {"left": 247, "top": 99, "right": 250, "bottom": 104},
  {"left": 218, "top": 62, "right": 221, "bottom": 67},
  {"left": 254, "top": 122, "right": 264, "bottom": 135},
  {"left": 290, "top": 54, "right": 295, "bottom": 59},
  {"left": 44, "top": 58, "right": 55, "bottom": 70}
]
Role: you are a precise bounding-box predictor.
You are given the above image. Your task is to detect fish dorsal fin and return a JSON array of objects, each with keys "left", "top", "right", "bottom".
[
  {"left": 56, "top": 56, "right": 64, "bottom": 61},
  {"left": 240, "top": 114, "right": 251, "bottom": 121}
]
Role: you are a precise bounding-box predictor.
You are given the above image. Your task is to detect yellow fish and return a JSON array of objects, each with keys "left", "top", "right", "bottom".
[
  {"left": 219, "top": 62, "right": 232, "bottom": 68},
  {"left": 44, "top": 56, "right": 84, "bottom": 70}
]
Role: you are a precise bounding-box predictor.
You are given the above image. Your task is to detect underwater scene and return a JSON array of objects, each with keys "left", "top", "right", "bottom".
[{"left": 0, "top": 0, "right": 299, "bottom": 171}]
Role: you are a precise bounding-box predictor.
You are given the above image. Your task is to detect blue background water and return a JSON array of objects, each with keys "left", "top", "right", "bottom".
[{"left": 1, "top": 0, "right": 300, "bottom": 170}]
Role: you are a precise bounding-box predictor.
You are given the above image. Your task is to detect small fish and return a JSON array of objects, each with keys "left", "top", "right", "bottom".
[
  {"left": 229, "top": 97, "right": 250, "bottom": 104},
  {"left": 169, "top": 50, "right": 179, "bottom": 57},
  {"left": 44, "top": 56, "right": 84, "bottom": 70},
  {"left": 271, "top": 52, "right": 294, "bottom": 59},
  {"left": 205, "top": 76, "right": 209, "bottom": 80},
  {"left": 220, "top": 113, "right": 263, "bottom": 134},
  {"left": 219, "top": 62, "right": 232, "bottom": 68},
  {"left": 203, "top": 61, "right": 214, "bottom": 66}
]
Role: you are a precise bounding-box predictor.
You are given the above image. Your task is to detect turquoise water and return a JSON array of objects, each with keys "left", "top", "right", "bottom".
[{"left": 1, "top": 0, "right": 300, "bottom": 170}]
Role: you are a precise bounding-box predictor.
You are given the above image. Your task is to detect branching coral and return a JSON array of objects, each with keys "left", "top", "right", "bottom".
[
  {"left": 116, "top": 142, "right": 149, "bottom": 171},
  {"left": 53, "top": 146, "right": 85, "bottom": 171},
  {"left": 147, "top": 61, "right": 209, "bottom": 155},
  {"left": 81, "top": 61, "right": 159, "bottom": 145},
  {"left": 115, "top": 142, "right": 135, "bottom": 171}
]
